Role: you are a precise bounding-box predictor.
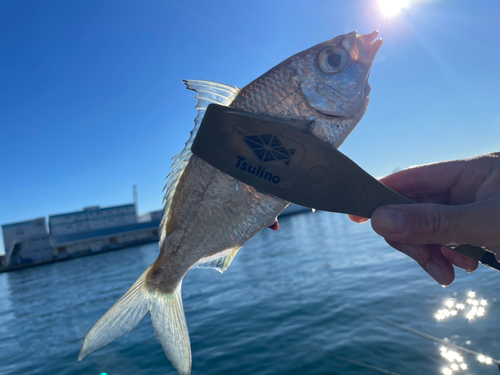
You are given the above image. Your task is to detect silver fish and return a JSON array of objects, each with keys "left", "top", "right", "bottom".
[{"left": 78, "top": 30, "right": 382, "bottom": 375}]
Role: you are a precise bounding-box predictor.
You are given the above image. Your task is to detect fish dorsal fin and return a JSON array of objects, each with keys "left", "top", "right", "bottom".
[
  {"left": 183, "top": 80, "right": 240, "bottom": 135},
  {"left": 159, "top": 80, "right": 240, "bottom": 248},
  {"left": 193, "top": 246, "right": 241, "bottom": 273}
]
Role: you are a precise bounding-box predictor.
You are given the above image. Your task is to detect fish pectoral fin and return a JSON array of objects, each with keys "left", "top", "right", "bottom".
[
  {"left": 78, "top": 267, "right": 192, "bottom": 375},
  {"left": 193, "top": 246, "right": 241, "bottom": 273}
]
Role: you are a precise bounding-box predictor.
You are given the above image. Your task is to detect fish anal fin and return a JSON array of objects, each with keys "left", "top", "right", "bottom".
[{"left": 193, "top": 247, "right": 241, "bottom": 273}]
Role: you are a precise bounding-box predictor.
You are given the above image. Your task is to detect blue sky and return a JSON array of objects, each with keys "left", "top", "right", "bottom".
[{"left": 1, "top": 0, "right": 499, "bottom": 254}]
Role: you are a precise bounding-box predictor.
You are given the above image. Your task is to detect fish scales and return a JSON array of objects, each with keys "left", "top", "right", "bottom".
[
  {"left": 147, "top": 158, "right": 286, "bottom": 293},
  {"left": 78, "top": 30, "right": 383, "bottom": 375}
]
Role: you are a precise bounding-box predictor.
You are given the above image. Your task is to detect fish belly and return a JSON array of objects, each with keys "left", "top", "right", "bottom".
[{"left": 147, "top": 155, "right": 288, "bottom": 292}]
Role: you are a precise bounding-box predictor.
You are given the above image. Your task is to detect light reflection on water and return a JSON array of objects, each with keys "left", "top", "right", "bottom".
[
  {"left": 440, "top": 346, "right": 468, "bottom": 373},
  {"left": 435, "top": 292, "right": 488, "bottom": 321},
  {"left": 434, "top": 291, "right": 497, "bottom": 374}
]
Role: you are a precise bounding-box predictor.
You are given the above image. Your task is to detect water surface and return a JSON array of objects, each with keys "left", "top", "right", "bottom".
[{"left": 1, "top": 211, "right": 499, "bottom": 374}]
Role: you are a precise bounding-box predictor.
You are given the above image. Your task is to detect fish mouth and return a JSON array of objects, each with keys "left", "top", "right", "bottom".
[
  {"left": 354, "top": 31, "right": 382, "bottom": 111},
  {"left": 356, "top": 30, "right": 383, "bottom": 60}
]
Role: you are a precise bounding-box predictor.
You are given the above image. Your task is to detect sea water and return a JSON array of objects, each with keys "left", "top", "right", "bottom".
[{"left": 1, "top": 211, "right": 499, "bottom": 375}]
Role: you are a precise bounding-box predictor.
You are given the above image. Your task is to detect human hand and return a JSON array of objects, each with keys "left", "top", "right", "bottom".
[{"left": 349, "top": 152, "right": 500, "bottom": 286}]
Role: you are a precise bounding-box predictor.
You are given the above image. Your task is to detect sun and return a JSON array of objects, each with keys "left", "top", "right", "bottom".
[{"left": 378, "top": 0, "right": 410, "bottom": 17}]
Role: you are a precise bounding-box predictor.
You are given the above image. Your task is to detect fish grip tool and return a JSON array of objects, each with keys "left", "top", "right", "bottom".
[{"left": 191, "top": 104, "right": 500, "bottom": 271}]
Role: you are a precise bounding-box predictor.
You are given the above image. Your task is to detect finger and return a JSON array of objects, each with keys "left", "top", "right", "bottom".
[
  {"left": 378, "top": 160, "right": 469, "bottom": 200},
  {"left": 440, "top": 246, "right": 479, "bottom": 273},
  {"left": 348, "top": 214, "right": 369, "bottom": 224},
  {"left": 379, "top": 154, "right": 497, "bottom": 204},
  {"left": 385, "top": 239, "right": 430, "bottom": 264},
  {"left": 420, "top": 245, "right": 455, "bottom": 286},
  {"left": 386, "top": 240, "right": 455, "bottom": 286},
  {"left": 371, "top": 201, "right": 500, "bottom": 249},
  {"left": 386, "top": 239, "right": 478, "bottom": 274}
]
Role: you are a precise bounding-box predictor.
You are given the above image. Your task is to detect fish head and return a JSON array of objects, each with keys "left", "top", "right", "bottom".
[
  {"left": 295, "top": 30, "right": 382, "bottom": 119},
  {"left": 271, "top": 31, "right": 383, "bottom": 146}
]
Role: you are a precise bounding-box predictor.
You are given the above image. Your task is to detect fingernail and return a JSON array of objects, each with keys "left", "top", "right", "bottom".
[
  {"left": 452, "top": 255, "right": 476, "bottom": 274},
  {"left": 373, "top": 207, "right": 406, "bottom": 234},
  {"left": 453, "top": 256, "right": 469, "bottom": 270},
  {"left": 425, "top": 262, "right": 443, "bottom": 284}
]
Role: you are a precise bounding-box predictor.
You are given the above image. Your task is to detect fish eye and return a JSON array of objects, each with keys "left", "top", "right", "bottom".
[{"left": 318, "top": 47, "right": 348, "bottom": 74}]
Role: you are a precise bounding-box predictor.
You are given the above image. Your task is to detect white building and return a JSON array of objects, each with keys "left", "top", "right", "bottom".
[
  {"left": 1, "top": 204, "right": 163, "bottom": 269},
  {"left": 49, "top": 204, "right": 160, "bottom": 257},
  {"left": 1, "top": 218, "right": 53, "bottom": 266},
  {"left": 49, "top": 204, "right": 138, "bottom": 236},
  {"left": 138, "top": 209, "right": 163, "bottom": 223}
]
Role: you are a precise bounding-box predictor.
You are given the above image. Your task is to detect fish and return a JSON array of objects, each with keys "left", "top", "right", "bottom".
[{"left": 78, "top": 30, "right": 382, "bottom": 375}]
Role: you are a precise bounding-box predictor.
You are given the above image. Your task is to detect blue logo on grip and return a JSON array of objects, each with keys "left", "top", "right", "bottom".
[{"left": 244, "top": 134, "right": 295, "bottom": 165}]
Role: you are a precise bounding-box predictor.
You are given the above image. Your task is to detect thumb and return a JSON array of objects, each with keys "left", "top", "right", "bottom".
[{"left": 370, "top": 201, "right": 499, "bottom": 248}]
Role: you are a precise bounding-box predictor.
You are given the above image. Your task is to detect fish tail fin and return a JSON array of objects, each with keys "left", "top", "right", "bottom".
[
  {"left": 150, "top": 281, "right": 191, "bottom": 375},
  {"left": 78, "top": 266, "right": 191, "bottom": 375}
]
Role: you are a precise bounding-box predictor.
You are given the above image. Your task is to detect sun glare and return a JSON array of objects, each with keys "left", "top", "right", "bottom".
[{"left": 378, "top": 0, "right": 410, "bottom": 17}]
